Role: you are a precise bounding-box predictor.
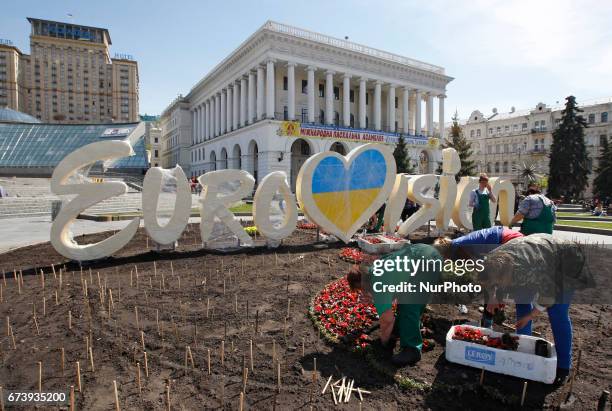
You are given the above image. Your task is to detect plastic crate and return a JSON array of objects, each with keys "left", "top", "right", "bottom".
[{"left": 445, "top": 325, "right": 557, "bottom": 384}]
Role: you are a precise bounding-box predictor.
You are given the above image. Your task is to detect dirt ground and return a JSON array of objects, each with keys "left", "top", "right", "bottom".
[{"left": 0, "top": 225, "right": 610, "bottom": 410}]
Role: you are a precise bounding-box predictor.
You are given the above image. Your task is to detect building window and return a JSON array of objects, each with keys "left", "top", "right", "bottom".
[
  {"left": 470, "top": 130, "right": 474, "bottom": 138},
  {"left": 366, "top": 116, "right": 369, "bottom": 128},
  {"left": 318, "top": 84, "right": 324, "bottom": 98},
  {"left": 600, "top": 135, "right": 608, "bottom": 146},
  {"left": 283, "top": 76, "right": 288, "bottom": 91},
  {"left": 333, "top": 87, "right": 339, "bottom": 100},
  {"left": 602, "top": 112, "right": 608, "bottom": 123},
  {"left": 301, "top": 107, "right": 308, "bottom": 122},
  {"left": 301, "top": 80, "right": 307, "bottom": 94},
  {"left": 350, "top": 113, "right": 355, "bottom": 127},
  {"left": 319, "top": 109, "right": 324, "bottom": 124},
  {"left": 487, "top": 145, "right": 492, "bottom": 154},
  {"left": 334, "top": 111, "right": 339, "bottom": 126},
  {"left": 496, "top": 126, "right": 501, "bottom": 134},
  {"left": 504, "top": 144, "right": 509, "bottom": 153},
  {"left": 504, "top": 125, "right": 509, "bottom": 133},
  {"left": 349, "top": 90, "right": 354, "bottom": 103},
  {"left": 395, "top": 97, "right": 398, "bottom": 109},
  {"left": 283, "top": 106, "right": 288, "bottom": 120},
  {"left": 476, "top": 129, "right": 481, "bottom": 137},
  {"left": 588, "top": 113, "right": 595, "bottom": 124},
  {"left": 503, "top": 161, "right": 508, "bottom": 173},
  {"left": 486, "top": 163, "right": 491, "bottom": 173},
  {"left": 522, "top": 122, "right": 528, "bottom": 131},
  {"left": 366, "top": 93, "right": 369, "bottom": 105},
  {"left": 494, "top": 162, "right": 500, "bottom": 173},
  {"left": 488, "top": 128, "right": 493, "bottom": 135},
  {"left": 495, "top": 145, "right": 501, "bottom": 154},
  {"left": 513, "top": 124, "right": 518, "bottom": 132}
]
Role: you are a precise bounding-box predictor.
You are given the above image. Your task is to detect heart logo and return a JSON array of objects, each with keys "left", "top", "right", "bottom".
[{"left": 296, "top": 144, "right": 396, "bottom": 242}]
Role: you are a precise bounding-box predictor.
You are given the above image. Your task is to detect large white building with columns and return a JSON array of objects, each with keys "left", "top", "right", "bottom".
[{"left": 160, "top": 21, "right": 452, "bottom": 191}]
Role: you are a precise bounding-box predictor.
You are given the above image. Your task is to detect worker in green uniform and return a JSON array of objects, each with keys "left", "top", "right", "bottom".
[
  {"left": 347, "top": 243, "right": 442, "bottom": 366},
  {"left": 469, "top": 173, "right": 497, "bottom": 231},
  {"left": 509, "top": 183, "right": 556, "bottom": 235}
]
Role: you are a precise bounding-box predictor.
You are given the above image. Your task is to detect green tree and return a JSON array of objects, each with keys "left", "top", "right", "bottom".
[
  {"left": 393, "top": 135, "right": 415, "bottom": 173},
  {"left": 440, "top": 111, "right": 477, "bottom": 179},
  {"left": 548, "top": 96, "right": 590, "bottom": 199},
  {"left": 593, "top": 136, "right": 612, "bottom": 199}
]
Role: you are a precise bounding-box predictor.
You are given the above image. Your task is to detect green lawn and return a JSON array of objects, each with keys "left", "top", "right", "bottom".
[
  {"left": 556, "top": 220, "right": 612, "bottom": 230},
  {"left": 229, "top": 203, "right": 253, "bottom": 213},
  {"left": 557, "top": 211, "right": 590, "bottom": 217}
]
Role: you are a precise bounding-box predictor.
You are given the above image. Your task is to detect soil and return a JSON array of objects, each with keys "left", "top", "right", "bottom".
[{"left": 0, "top": 225, "right": 610, "bottom": 410}]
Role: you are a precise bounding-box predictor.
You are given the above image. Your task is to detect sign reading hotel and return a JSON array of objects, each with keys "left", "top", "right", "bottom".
[
  {"left": 278, "top": 121, "right": 438, "bottom": 148},
  {"left": 49, "top": 141, "right": 514, "bottom": 261}
]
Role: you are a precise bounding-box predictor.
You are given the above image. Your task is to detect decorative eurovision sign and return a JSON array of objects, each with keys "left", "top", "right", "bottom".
[
  {"left": 277, "top": 121, "right": 438, "bottom": 148},
  {"left": 49, "top": 141, "right": 515, "bottom": 261}
]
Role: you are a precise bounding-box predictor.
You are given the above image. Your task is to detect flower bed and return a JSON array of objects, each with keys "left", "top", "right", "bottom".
[
  {"left": 338, "top": 247, "right": 379, "bottom": 264},
  {"left": 297, "top": 221, "right": 318, "bottom": 230},
  {"left": 312, "top": 278, "right": 378, "bottom": 349}
]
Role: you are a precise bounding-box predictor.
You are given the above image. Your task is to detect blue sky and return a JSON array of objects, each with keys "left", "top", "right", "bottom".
[{"left": 3, "top": 0, "right": 611, "bottom": 120}]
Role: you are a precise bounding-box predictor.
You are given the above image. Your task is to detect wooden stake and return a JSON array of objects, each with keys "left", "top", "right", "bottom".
[
  {"left": 302, "top": 338, "right": 305, "bottom": 356},
  {"left": 113, "top": 380, "right": 120, "bottom": 411},
  {"left": 287, "top": 298, "right": 291, "bottom": 316},
  {"left": 206, "top": 298, "right": 210, "bottom": 318},
  {"left": 255, "top": 310, "right": 259, "bottom": 334},
  {"left": 156, "top": 309, "right": 160, "bottom": 335},
  {"left": 322, "top": 375, "right": 332, "bottom": 395},
  {"left": 277, "top": 361, "right": 281, "bottom": 393},
  {"left": 135, "top": 306, "right": 139, "bottom": 330},
  {"left": 141, "top": 331, "right": 145, "bottom": 351},
  {"left": 42, "top": 296, "right": 46, "bottom": 316},
  {"left": 9, "top": 325, "right": 16, "bottom": 349},
  {"left": 55, "top": 290, "right": 58, "bottom": 305},
  {"left": 89, "top": 346, "right": 95, "bottom": 372},
  {"left": 242, "top": 367, "right": 248, "bottom": 392},
  {"left": 38, "top": 361, "right": 42, "bottom": 392},
  {"left": 33, "top": 315, "right": 40, "bottom": 335},
  {"left": 69, "top": 386, "right": 74, "bottom": 411},
  {"left": 136, "top": 362, "right": 142, "bottom": 395},
  {"left": 68, "top": 310, "right": 72, "bottom": 330},
  {"left": 221, "top": 340, "right": 225, "bottom": 366},
  {"left": 235, "top": 294, "right": 238, "bottom": 313},
  {"left": 144, "top": 352, "right": 149, "bottom": 377},
  {"left": 239, "top": 391, "right": 244, "bottom": 411},
  {"left": 520, "top": 381, "right": 528, "bottom": 406},
  {"left": 187, "top": 346, "right": 194, "bottom": 368},
  {"left": 166, "top": 383, "right": 171, "bottom": 411},
  {"left": 61, "top": 347, "right": 65, "bottom": 377},
  {"left": 76, "top": 361, "right": 82, "bottom": 392},
  {"left": 249, "top": 339, "right": 254, "bottom": 371},
  {"left": 480, "top": 368, "right": 485, "bottom": 385},
  {"left": 207, "top": 348, "right": 211, "bottom": 375},
  {"left": 5, "top": 316, "right": 8, "bottom": 336}
]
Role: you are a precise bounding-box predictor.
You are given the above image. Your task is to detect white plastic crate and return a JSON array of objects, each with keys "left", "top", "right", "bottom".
[
  {"left": 445, "top": 325, "right": 557, "bottom": 384},
  {"left": 357, "top": 234, "right": 409, "bottom": 254}
]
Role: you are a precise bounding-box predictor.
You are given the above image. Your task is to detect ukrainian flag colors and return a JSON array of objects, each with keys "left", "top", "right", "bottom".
[{"left": 311, "top": 149, "right": 387, "bottom": 232}]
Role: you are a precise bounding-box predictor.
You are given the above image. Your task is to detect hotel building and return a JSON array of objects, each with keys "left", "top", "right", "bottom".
[
  {"left": 0, "top": 17, "right": 139, "bottom": 124},
  {"left": 161, "top": 21, "right": 452, "bottom": 190}
]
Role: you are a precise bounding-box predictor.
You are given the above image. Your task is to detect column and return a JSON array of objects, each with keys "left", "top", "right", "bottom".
[
  {"left": 233, "top": 81, "right": 239, "bottom": 130},
  {"left": 306, "top": 66, "right": 315, "bottom": 123},
  {"left": 205, "top": 101, "right": 210, "bottom": 139},
  {"left": 287, "top": 62, "right": 296, "bottom": 120},
  {"left": 388, "top": 85, "right": 396, "bottom": 132},
  {"left": 426, "top": 93, "right": 434, "bottom": 137},
  {"left": 192, "top": 110, "right": 197, "bottom": 145},
  {"left": 414, "top": 89, "right": 422, "bottom": 136},
  {"left": 438, "top": 94, "right": 445, "bottom": 139},
  {"left": 359, "top": 77, "right": 367, "bottom": 128},
  {"left": 200, "top": 103, "right": 207, "bottom": 141},
  {"left": 374, "top": 81, "right": 382, "bottom": 131},
  {"left": 342, "top": 74, "right": 351, "bottom": 127},
  {"left": 256, "top": 66, "right": 264, "bottom": 120},
  {"left": 402, "top": 87, "right": 410, "bottom": 134},
  {"left": 248, "top": 71, "right": 255, "bottom": 124},
  {"left": 325, "top": 70, "right": 334, "bottom": 125},
  {"left": 212, "top": 97, "right": 216, "bottom": 137},
  {"left": 240, "top": 77, "right": 247, "bottom": 127},
  {"left": 220, "top": 89, "right": 227, "bottom": 134},
  {"left": 215, "top": 93, "right": 221, "bottom": 136},
  {"left": 227, "top": 84, "right": 235, "bottom": 133},
  {"left": 266, "top": 59, "right": 275, "bottom": 119}
]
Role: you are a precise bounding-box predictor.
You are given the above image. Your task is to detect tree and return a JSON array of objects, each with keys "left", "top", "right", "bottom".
[
  {"left": 440, "top": 111, "right": 477, "bottom": 179},
  {"left": 393, "top": 135, "right": 415, "bottom": 174},
  {"left": 548, "top": 96, "right": 590, "bottom": 200},
  {"left": 593, "top": 136, "right": 612, "bottom": 199}
]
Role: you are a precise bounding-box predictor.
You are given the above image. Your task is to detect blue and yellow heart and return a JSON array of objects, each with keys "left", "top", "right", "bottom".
[{"left": 311, "top": 149, "right": 387, "bottom": 232}]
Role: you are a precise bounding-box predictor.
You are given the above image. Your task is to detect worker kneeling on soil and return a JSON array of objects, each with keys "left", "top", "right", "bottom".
[
  {"left": 347, "top": 243, "right": 442, "bottom": 367},
  {"left": 480, "top": 233, "right": 594, "bottom": 385}
]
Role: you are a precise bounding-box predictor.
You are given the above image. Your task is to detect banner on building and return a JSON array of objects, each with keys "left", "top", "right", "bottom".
[{"left": 277, "top": 121, "right": 437, "bottom": 147}]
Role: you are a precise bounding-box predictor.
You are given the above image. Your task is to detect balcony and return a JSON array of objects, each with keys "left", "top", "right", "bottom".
[
  {"left": 529, "top": 148, "right": 547, "bottom": 155},
  {"left": 531, "top": 127, "right": 548, "bottom": 134}
]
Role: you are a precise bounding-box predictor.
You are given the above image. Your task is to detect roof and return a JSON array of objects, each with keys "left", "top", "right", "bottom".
[
  {"left": 0, "top": 108, "right": 41, "bottom": 124},
  {"left": 0, "top": 122, "right": 147, "bottom": 169},
  {"left": 27, "top": 17, "right": 112, "bottom": 45}
]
